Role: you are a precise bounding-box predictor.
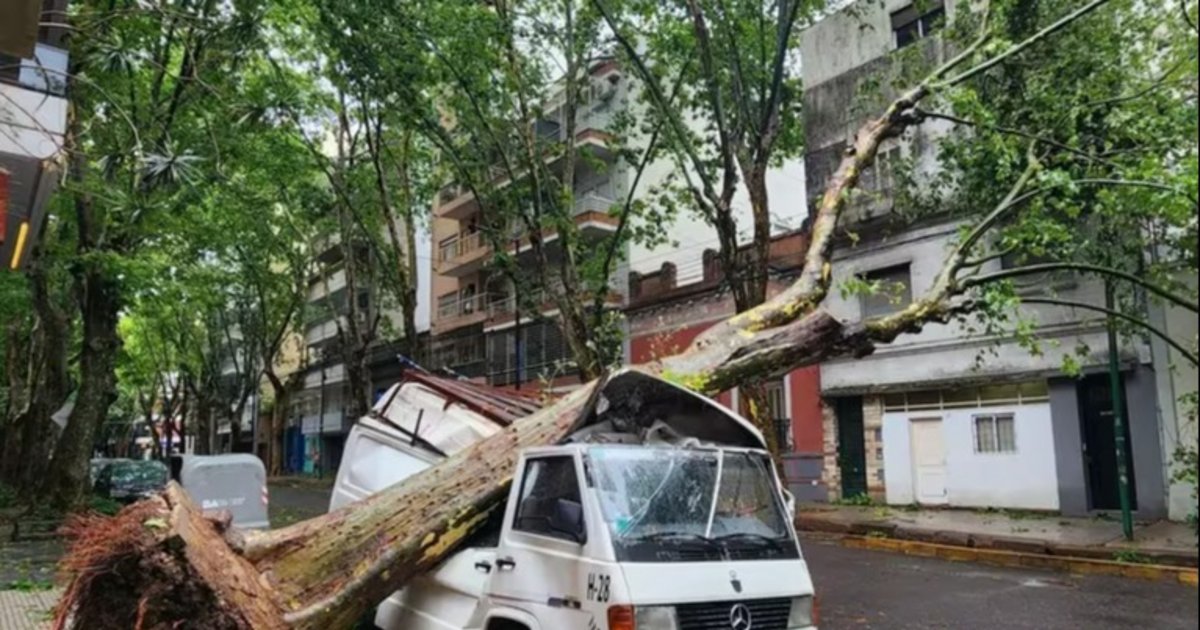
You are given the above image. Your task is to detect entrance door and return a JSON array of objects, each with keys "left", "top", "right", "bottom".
[
  {"left": 1077, "top": 374, "right": 1137, "bottom": 511},
  {"left": 834, "top": 397, "right": 868, "bottom": 499},
  {"left": 909, "top": 418, "right": 947, "bottom": 505}
]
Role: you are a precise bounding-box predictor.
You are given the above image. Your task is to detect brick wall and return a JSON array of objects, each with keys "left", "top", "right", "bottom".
[
  {"left": 863, "top": 395, "right": 886, "bottom": 501},
  {"left": 820, "top": 400, "right": 841, "bottom": 501},
  {"left": 819, "top": 396, "right": 888, "bottom": 502}
]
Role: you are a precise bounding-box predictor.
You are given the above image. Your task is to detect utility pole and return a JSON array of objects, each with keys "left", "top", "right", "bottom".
[
  {"left": 513, "top": 236, "right": 523, "bottom": 391},
  {"left": 1105, "top": 279, "right": 1135, "bottom": 540}
]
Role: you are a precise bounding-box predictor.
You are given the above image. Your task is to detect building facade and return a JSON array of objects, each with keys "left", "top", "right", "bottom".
[
  {"left": 0, "top": 0, "right": 69, "bottom": 271},
  {"left": 292, "top": 234, "right": 427, "bottom": 475},
  {"left": 802, "top": 0, "right": 1170, "bottom": 517},
  {"left": 429, "top": 60, "right": 627, "bottom": 391}
]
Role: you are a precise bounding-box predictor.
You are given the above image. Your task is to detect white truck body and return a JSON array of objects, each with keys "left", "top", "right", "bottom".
[{"left": 331, "top": 369, "right": 817, "bottom": 630}]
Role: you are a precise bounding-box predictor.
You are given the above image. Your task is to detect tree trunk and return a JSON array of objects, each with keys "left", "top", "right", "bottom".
[
  {"left": 46, "top": 265, "right": 120, "bottom": 510},
  {"left": 264, "top": 370, "right": 288, "bottom": 476},
  {"left": 1, "top": 322, "right": 32, "bottom": 486},
  {"left": 195, "top": 395, "right": 214, "bottom": 455},
  {"left": 18, "top": 251, "right": 71, "bottom": 497}
]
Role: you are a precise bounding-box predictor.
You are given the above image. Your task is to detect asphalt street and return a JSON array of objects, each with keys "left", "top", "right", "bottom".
[{"left": 801, "top": 536, "right": 1199, "bottom": 629}]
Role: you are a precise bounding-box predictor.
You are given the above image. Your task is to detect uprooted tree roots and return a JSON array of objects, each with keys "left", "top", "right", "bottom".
[{"left": 54, "top": 486, "right": 281, "bottom": 630}]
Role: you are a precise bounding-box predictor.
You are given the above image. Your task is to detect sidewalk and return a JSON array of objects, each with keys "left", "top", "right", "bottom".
[
  {"left": 797, "top": 504, "right": 1198, "bottom": 567},
  {"left": 0, "top": 589, "right": 58, "bottom": 630}
]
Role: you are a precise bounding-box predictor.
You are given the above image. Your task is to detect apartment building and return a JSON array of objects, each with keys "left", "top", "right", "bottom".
[
  {"left": 802, "top": 0, "right": 1169, "bottom": 517},
  {"left": 429, "top": 60, "right": 628, "bottom": 390},
  {"left": 0, "top": 0, "right": 69, "bottom": 271},
  {"left": 292, "top": 235, "right": 420, "bottom": 474}
]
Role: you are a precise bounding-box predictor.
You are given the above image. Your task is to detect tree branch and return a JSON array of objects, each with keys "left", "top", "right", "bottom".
[
  {"left": 590, "top": 62, "right": 689, "bottom": 319},
  {"left": 963, "top": 262, "right": 1199, "bottom": 313},
  {"left": 1021, "top": 297, "right": 1199, "bottom": 365},
  {"left": 935, "top": 0, "right": 1114, "bottom": 89},
  {"left": 592, "top": 0, "right": 722, "bottom": 210},
  {"left": 916, "top": 109, "right": 1117, "bottom": 167}
]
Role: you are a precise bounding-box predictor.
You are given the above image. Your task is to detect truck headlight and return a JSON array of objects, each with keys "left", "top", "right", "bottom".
[
  {"left": 635, "top": 605, "right": 679, "bottom": 630},
  {"left": 788, "top": 595, "right": 815, "bottom": 627}
]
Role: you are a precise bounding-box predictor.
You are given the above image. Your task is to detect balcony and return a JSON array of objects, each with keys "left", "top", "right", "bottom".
[
  {"left": 307, "top": 268, "right": 347, "bottom": 302},
  {"left": 484, "top": 289, "right": 624, "bottom": 330},
  {"left": 433, "top": 291, "right": 492, "bottom": 334},
  {"left": 573, "top": 193, "right": 619, "bottom": 233},
  {"left": 436, "top": 183, "right": 482, "bottom": 220},
  {"left": 437, "top": 231, "right": 490, "bottom": 277},
  {"left": 305, "top": 317, "right": 341, "bottom": 346},
  {"left": 0, "top": 44, "right": 68, "bottom": 97}
]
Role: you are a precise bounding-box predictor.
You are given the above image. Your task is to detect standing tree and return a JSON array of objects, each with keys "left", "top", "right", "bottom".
[
  {"left": 317, "top": 0, "right": 672, "bottom": 383},
  {"left": 592, "top": 0, "right": 814, "bottom": 450},
  {"left": 43, "top": 0, "right": 277, "bottom": 508}
]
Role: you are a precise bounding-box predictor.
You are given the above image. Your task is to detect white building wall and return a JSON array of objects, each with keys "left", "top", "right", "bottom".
[
  {"left": 627, "top": 159, "right": 808, "bottom": 284},
  {"left": 819, "top": 221, "right": 1134, "bottom": 392},
  {"left": 882, "top": 402, "right": 1060, "bottom": 509},
  {"left": 800, "top": 0, "right": 965, "bottom": 88}
]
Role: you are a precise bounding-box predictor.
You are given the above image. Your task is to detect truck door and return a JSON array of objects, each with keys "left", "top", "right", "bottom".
[{"left": 483, "top": 455, "right": 595, "bottom": 629}]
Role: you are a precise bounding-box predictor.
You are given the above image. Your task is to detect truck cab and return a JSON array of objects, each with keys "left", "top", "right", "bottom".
[{"left": 332, "top": 370, "right": 817, "bottom": 630}]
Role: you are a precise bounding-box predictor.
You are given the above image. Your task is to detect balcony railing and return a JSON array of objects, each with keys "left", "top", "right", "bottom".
[
  {"left": 0, "top": 44, "right": 68, "bottom": 96},
  {"left": 437, "top": 292, "right": 493, "bottom": 320},
  {"left": 575, "top": 192, "right": 615, "bottom": 216},
  {"left": 439, "top": 231, "right": 487, "bottom": 262}
]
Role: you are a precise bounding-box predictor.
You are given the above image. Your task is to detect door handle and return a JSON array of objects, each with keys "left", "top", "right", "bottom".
[
  {"left": 495, "top": 557, "right": 516, "bottom": 571},
  {"left": 474, "top": 561, "right": 492, "bottom": 573}
]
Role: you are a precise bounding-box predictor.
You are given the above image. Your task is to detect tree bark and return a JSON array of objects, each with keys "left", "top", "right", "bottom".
[
  {"left": 46, "top": 265, "right": 121, "bottom": 510},
  {"left": 1, "top": 322, "right": 32, "bottom": 486},
  {"left": 16, "top": 252, "right": 70, "bottom": 498},
  {"left": 264, "top": 369, "right": 288, "bottom": 476}
]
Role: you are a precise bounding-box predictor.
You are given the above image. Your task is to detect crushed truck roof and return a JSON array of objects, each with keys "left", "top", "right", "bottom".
[{"left": 384, "top": 371, "right": 546, "bottom": 426}]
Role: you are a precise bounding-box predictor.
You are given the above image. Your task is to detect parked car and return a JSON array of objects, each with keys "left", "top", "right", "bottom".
[
  {"left": 169, "top": 454, "right": 269, "bottom": 530},
  {"left": 93, "top": 459, "right": 169, "bottom": 503},
  {"left": 89, "top": 457, "right": 129, "bottom": 487}
]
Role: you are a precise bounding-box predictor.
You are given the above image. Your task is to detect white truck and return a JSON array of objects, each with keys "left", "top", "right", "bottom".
[{"left": 331, "top": 369, "right": 818, "bottom": 630}]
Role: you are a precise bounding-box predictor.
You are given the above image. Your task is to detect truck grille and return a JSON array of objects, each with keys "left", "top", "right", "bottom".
[{"left": 675, "top": 597, "right": 791, "bottom": 630}]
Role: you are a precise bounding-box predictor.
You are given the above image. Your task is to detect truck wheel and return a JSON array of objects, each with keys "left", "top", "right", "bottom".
[{"left": 486, "top": 620, "right": 530, "bottom": 630}]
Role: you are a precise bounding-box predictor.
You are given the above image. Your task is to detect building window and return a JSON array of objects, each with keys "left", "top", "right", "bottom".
[
  {"left": 486, "top": 320, "right": 576, "bottom": 386},
  {"left": 973, "top": 414, "right": 1017, "bottom": 453},
  {"left": 892, "top": 1, "right": 945, "bottom": 49},
  {"left": 763, "top": 380, "right": 790, "bottom": 449},
  {"left": 869, "top": 147, "right": 902, "bottom": 192},
  {"left": 765, "top": 381, "right": 787, "bottom": 419},
  {"left": 513, "top": 457, "right": 582, "bottom": 540},
  {"left": 883, "top": 381, "right": 1049, "bottom": 411},
  {"left": 859, "top": 264, "right": 913, "bottom": 318}
]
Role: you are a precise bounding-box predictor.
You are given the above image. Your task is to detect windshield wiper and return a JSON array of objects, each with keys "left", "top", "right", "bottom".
[
  {"left": 624, "top": 531, "right": 720, "bottom": 548},
  {"left": 712, "top": 532, "right": 789, "bottom": 550}
]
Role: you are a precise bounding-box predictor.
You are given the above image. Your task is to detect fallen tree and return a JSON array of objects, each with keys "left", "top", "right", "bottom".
[{"left": 51, "top": 0, "right": 1198, "bottom": 627}]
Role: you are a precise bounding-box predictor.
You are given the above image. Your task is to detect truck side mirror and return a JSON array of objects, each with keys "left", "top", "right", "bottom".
[
  {"left": 783, "top": 489, "right": 797, "bottom": 521},
  {"left": 549, "top": 498, "right": 587, "bottom": 544}
]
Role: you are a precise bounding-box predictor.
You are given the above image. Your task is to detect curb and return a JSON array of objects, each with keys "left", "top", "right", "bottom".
[
  {"left": 795, "top": 515, "right": 1199, "bottom": 568},
  {"left": 835, "top": 534, "right": 1198, "bottom": 587}
]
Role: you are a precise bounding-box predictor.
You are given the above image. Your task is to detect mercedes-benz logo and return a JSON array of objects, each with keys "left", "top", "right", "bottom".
[{"left": 729, "top": 603, "right": 753, "bottom": 630}]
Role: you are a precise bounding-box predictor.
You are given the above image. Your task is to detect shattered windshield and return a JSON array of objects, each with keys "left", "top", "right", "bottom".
[{"left": 587, "top": 446, "right": 797, "bottom": 562}]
